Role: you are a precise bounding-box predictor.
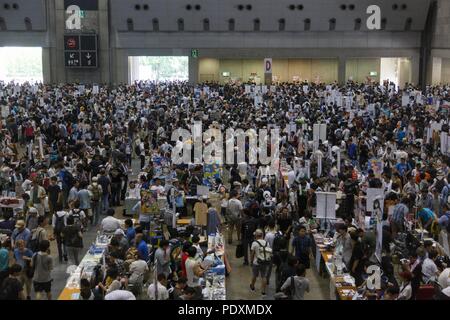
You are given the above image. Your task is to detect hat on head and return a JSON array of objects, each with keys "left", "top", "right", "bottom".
[
  {"left": 15, "top": 220, "right": 25, "bottom": 228},
  {"left": 114, "top": 229, "right": 125, "bottom": 236}
]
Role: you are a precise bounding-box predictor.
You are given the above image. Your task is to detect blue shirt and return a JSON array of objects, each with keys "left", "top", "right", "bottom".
[
  {"left": 0, "top": 248, "right": 9, "bottom": 271},
  {"left": 13, "top": 248, "right": 33, "bottom": 268},
  {"left": 418, "top": 208, "right": 435, "bottom": 224},
  {"left": 137, "top": 240, "right": 149, "bottom": 262},
  {"left": 348, "top": 143, "right": 357, "bottom": 160},
  {"left": 392, "top": 203, "right": 408, "bottom": 223},
  {"left": 395, "top": 163, "right": 410, "bottom": 176},
  {"left": 292, "top": 235, "right": 312, "bottom": 258},
  {"left": 126, "top": 227, "right": 136, "bottom": 244},
  {"left": 11, "top": 228, "right": 31, "bottom": 245}
]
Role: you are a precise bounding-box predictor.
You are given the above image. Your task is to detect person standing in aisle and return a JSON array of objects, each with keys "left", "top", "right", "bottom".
[
  {"left": 62, "top": 216, "right": 83, "bottom": 266},
  {"left": 31, "top": 240, "right": 53, "bottom": 300},
  {"left": 88, "top": 177, "right": 103, "bottom": 226},
  {"left": 98, "top": 169, "right": 111, "bottom": 215}
]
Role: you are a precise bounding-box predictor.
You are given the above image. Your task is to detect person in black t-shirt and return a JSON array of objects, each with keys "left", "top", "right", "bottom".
[
  {"left": 0, "top": 264, "right": 25, "bottom": 300},
  {"left": 47, "top": 176, "right": 61, "bottom": 216}
]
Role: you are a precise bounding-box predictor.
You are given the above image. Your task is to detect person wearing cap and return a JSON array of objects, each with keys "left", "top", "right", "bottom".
[{"left": 11, "top": 220, "right": 31, "bottom": 249}]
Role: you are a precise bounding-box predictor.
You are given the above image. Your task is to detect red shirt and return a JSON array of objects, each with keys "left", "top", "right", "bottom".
[{"left": 181, "top": 252, "right": 189, "bottom": 278}]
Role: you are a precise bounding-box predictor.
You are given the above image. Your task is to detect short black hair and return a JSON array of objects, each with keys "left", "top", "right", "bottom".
[
  {"left": 191, "top": 235, "right": 200, "bottom": 243},
  {"left": 107, "top": 208, "right": 115, "bottom": 216},
  {"left": 125, "top": 219, "right": 133, "bottom": 227},
  {"left": 157, "top": 273, "right": 167, "bottom": 282},
  {"left": 184, "top": 287, "right": 196, "bottom": 296},
  {"left": 296, "top": 264, "right": 306, "bottom": 276},
  {"left": 9, "top": 264, "right": 22, "bottom": 275},
  {"left": 38, "top": 215, "right": 46, "bottom": 225},
  {"left": 177, "top": 277, "right": 187, "bottom": 284},
  {"left": 160, "top": 239, "right": 169, "bottom": 247},
  {"left": 80, "top": 278, "right": 91, "bottom": 288},
  {"left": 187, "top": 246, "right": 197, "bottom": 258},
  {"left": 39, "top": 240, "right": 50, "bottom": 252}
]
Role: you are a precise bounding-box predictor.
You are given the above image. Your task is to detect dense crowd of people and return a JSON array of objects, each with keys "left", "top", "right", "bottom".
[{"left": 0, "top": 79, "right": 449, "bottom": 300}]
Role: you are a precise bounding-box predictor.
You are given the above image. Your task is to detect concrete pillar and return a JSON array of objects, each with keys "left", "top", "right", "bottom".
[
  {"left": 189, "top": 56, "right": 199, "bottom": 84},
  {"left": 430, "top": 57, "right": 442, "bottom": 85},
  {"left": 98, "top": 0, "right": 110, "bottom": 84},
  {"left": 338, "top": 56, "right": 346, "bottom": 84},
  {"left": 410, "top": 54, "right": 420, "bottom": 86}
]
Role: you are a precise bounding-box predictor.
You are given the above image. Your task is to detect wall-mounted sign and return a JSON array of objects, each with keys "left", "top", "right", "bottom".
[
  {"left": 191, "top": 49, "right": 199, "bottom": 58},
  {"left": 222, "top": 72, "right": 230, "bottom": 77},
  {"left": 65, "top": 0, "right": 98, "bottom": 30},
  {"left": 64, "top": 34, "right": 98, "bottom": 68},
  {"left": 370, "top": 71, "right": 378, "bottom": 76},
  {"left": 264, "top": 58, "right": 272, "bottom": 74}
]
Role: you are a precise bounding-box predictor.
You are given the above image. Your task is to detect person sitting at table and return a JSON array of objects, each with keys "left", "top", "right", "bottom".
[
  {"left": 135, "top": 233, "right": 149, "bottom": 262},
  {"left": 113, "top": 229, "right": 129, "bottom": 252},
  {"left": 397, "top": 271, "right": 413, "bottom": 300},
  {"left": 185, "top": 246, "right": 207, "bottom": 300},
  {"left": 349, "top": 231, "right": 367, "bottom": 287},
  {"left": 100, "top": 208, "right": 121, "bottom": 234},
  {"left": 79, "top": 278, "right": 94, "bottom": 300},
  {"left": 124, "top": 219, "right": 136, "bottom": 246},
  {"left": 126, "top": 180, "right": 141, "bottom": 199},
  {"left": 147, "top": 273, "right": 169, "bottom": 300}
]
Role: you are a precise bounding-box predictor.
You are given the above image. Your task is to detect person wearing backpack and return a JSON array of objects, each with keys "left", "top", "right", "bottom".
[
  {"left": 62, "top": 215, "right": 84, "bottom": 266},
  {"left": 280, "top": 264, "right": 310, "bottom": 300},
  {"left": 240, "top": 210, "right": 257, "bottom": 265},
  {"left": 88, "top": 177, "right": 103, "bottom": 226},
  {"left": 250, "top": 229, "right": 272, "bottom": 296},
  {"left": 51, "top": 203, "right": 68, "bottom": 263},
  {"left": 28, "top": 216, "right": 49, "bottom": 254},
  {"left": 0, "top": 264, "right": 25, "bottom": 300},
  {"left": 69, "top": 200, "right": 87, "bottom": 232}
]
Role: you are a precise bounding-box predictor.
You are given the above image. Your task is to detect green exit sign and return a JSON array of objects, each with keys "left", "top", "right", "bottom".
[
  {"left": 191, "top": 49, "right": 199, "bottom": 58},
  {"left": 79, "top": 10, "right": 86, "bottom": 18}
]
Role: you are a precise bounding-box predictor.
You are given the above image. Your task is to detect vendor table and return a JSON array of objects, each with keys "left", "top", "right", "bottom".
[{"left": 312, "top": 233, "right": 357, "bottom": 300}]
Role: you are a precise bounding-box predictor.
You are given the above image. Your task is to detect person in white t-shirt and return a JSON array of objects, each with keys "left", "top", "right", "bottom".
[
  {"left": 397, "top": 271, "right": 413, "bottom": 300},
  {"left": 147, "top": 274, "right": 169, "bottom": 300},
  {"left": 101, "top": 209, "right": 121, "bottom": 233},
  {"left": 104, "top": 289, "right": 136, "bottom": 300},
  {"left": 422, "top": 250, "right": 440, "bottom": 284}
]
